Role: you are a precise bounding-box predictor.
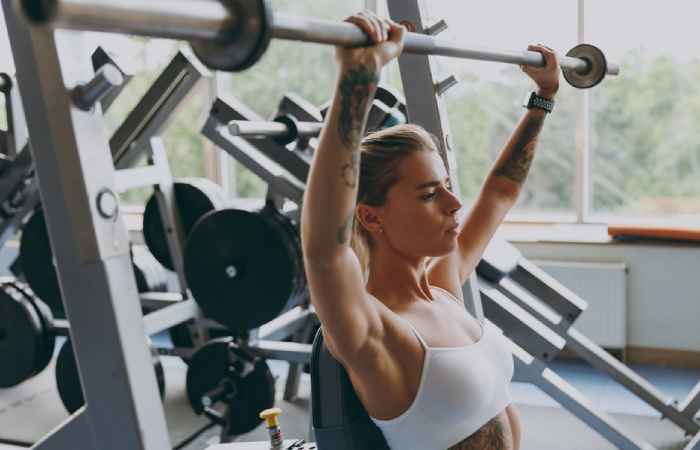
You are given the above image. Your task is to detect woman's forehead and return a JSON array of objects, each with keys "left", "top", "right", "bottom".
[{"left": 397, "top": 151, "right": 447, "bottom": 183}]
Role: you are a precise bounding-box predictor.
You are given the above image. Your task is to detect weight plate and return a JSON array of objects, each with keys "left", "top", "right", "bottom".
[
  {"left": 55, "top": 340, "right": 83, "bottom": 414},
  {"left": 12, "top": 281, "right": 55, "bottom": 377},
  {"left": 56, "top": 340, "right": 165, "bottom": 414},
  {"left": 190, "top": 0, "right": 273, "bottom": 72},
  {"left": 186, "top": 338, "right": 275, "bottom": 435},
  {"left": 562, "top": 43, "right": 607, "bottom": 89},
  {"left": 143, "top": 179, "right": 225, "bottom": 271},
  {"left": 0, "top": 282, "right": 44, "bottom": 387},
  {"left": 18, "top": 210, "right": 64, "bottom": 318},
  {"left": 184, "top": 207, "right": 305, "bottom": 332}
]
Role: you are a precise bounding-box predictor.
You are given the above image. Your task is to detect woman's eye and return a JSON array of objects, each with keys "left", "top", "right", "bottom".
[{"left": 422, "top": 192, "right": 437, "bottom": 200}]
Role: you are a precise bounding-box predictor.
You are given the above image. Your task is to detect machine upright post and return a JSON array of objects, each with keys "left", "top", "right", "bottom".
[{"left": 3, "top": 3, "right": 170, "bottom": 449}]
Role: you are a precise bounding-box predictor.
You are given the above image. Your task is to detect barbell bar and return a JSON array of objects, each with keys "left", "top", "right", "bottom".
[
  {"left": 225, "top": 115, "right": 324, "bottom": 145},
  {"left": 20, "top": 0, "right": 619, "bottom": 88}
]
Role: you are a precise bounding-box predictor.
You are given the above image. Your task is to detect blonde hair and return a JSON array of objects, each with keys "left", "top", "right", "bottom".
[{"left": 350, "top": 123, "right": 447, "bottom": 278}]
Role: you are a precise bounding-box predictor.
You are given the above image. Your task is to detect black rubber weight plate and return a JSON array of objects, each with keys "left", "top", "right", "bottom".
[
  {"left": 18, "top": 210, "right": 64, "bottom": 317},
  {"left": 56, "top": 340, "right": 165, "bottom": 414},
  {"left": 0, "top": 283, "right": 45, "bottom": 387},
  {"left": 143, "top": 182, "right": 220, "bottom": 271},
  {"left": 184, "top": 209, "right": 296, "bottom": 332},
  {"left": 185, "top": 338, "right": 275, "bottom": 435},
  {"left": 15, "top": 283, "right": 55, "bottom": 377}
]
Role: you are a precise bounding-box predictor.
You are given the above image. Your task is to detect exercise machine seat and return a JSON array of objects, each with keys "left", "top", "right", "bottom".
[{"left": 311, "top": 328, "right": 390, "bottom": 450}]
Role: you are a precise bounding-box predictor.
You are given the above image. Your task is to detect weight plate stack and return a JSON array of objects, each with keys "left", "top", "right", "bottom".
[
  {"left": 186, "top": 337, "right": 275, "bottom": 435},
  {"left": 184, "top": 205, "right": 306, "bottom": 332},
  {"left": 143, "top": 179, "right": 226, "bottom": 271}
]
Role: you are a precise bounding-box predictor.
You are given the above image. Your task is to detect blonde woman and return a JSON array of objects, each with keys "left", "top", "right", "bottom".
[{"left": 301, "top": 10, "right": 559, "bottom": 450}]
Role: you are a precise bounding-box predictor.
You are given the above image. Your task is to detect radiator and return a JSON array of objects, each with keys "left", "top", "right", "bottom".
[{"left": 530, "top": 260, "right": 628, "bottom": 349}]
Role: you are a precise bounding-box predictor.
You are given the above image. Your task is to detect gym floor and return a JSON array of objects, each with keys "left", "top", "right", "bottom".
[{"left": 1, "top": 342, "right": 698, "bottom": 450}]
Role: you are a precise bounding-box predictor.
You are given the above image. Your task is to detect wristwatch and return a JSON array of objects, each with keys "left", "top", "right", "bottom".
[{"left": 523, "top": 92, "right": 555, "bottom": 113}]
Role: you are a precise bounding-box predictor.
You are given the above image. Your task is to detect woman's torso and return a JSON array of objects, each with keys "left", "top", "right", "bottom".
[{"left": 343, "top": 286, "right": 514, "bottom": 450}]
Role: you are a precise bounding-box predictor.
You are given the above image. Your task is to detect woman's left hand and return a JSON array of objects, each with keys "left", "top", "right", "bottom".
[{"left": 521, "top": 44, "right": 560, "bottom": 99}]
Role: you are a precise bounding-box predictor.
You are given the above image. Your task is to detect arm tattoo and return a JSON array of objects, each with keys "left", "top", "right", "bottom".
[
  {"left": 494, "top": 115, "right": 545, "bottom": 184},
  {"left": 337, "top": 65, "right": 379, "bottom": 149},
  {"left": 336, "top": 209, "right": 354, "bottom": 245},
  {"left": 341, "top": 151, "right": 360, "bottom": 188},
  {"left": 448, "top": 416, "right": 509, "bottom": 450}
]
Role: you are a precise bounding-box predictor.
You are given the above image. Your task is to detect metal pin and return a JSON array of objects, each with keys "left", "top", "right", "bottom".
[
  {"left": 435, "top": 75, "right": 459, "bottom": 96},
  {"left": 424, "top": 19, "right": 448, "bottom": 36}
]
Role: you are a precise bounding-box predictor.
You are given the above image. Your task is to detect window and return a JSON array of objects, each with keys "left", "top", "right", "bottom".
[
  {"left": 587, "top": 1, "right": 700, "bottom": 224},
  {"left": 66, "top": 35, "right": 217, "bottom": 205},
  {"left": 217, "top": 0, "right": 364, "bottom": 199},
  {"left": 421, "top": 0, "right": 579, "bottom": 219}
]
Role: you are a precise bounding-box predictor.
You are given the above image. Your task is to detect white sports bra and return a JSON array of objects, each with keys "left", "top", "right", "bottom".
[{"left": 370, "top": 292, "right": 515, "bottom": 450}]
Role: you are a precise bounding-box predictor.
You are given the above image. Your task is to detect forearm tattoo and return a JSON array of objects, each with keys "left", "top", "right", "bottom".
[
  {"left": 337, "top": 65, "right": 379, "bottom": 149},
  {"left": 447, "top": 417, "right": 509, "bottom": 450},
  {"left": 334, "top": 65, "right": 378, "bottom": 245},
  {"left": 494, "top": 115, "right": 545, "bottom": 184}
]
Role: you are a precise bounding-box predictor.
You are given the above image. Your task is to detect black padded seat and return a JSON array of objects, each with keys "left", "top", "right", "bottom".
[{"left": 311, "top": 328, "right": 390, "bottom": 450}]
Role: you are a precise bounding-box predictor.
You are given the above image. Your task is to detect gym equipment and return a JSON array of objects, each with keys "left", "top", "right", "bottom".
[
  {"left": 226, "top": 99, "right": 408, "bottom": 143},
  {"left": 55, "top": 339, "right": 165, "bottom": 413},
  {"left": 203, "top": 92, "right": 400, "bottom": 207},
  {"left": 131, "top": 245, "right": 169, "bottom": 294},
  {"left": 185, "top": 337, "right": 276, "bottom": 439},
  {"left": 0, "top": 280, "right": 55, "bottom": 387},
  {"left": 227, "top": 118, "right": 323, "bottom": 146},
  {"left": 143, "top": 178, "right": 226, "bottom": 271},
  {"left": 0, "top": 72, "right": 28, "bottom": 159},
  {"left": 22, "top": 0, "right": 620, "bottom": 88},
  {"left": 184, "top": 202, "right": 306, "bottom": 332},
  {"left": 19, "top": 209, "right": 170, "bottom": 316},
  {"left": 478, "top": 236, "right": 700, "bottom": 436}
]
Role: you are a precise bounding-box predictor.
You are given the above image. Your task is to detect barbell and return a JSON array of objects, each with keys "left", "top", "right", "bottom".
[{"left": 20, "top": 0, "right": 619, "bottom": 88}]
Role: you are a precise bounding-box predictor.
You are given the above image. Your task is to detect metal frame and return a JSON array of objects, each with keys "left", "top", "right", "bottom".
[
  {"left": 479, "top": 237, "right": 700, "bottom": 437},
  {"left": 4, "top": 3, "right": 170, "bottom": 450}
]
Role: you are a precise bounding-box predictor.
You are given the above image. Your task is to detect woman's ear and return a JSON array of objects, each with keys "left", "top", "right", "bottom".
[{"left": 356, "top": 203, "right": 383, "bottom": 235}]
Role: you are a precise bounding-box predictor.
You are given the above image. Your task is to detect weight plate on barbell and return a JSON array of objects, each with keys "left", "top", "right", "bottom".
[
  {"left": 186, "top": 338, "right": 275, "bottom": 435},
  {"left": 56, "top": 339, "right": 165, "bottom": 414},
  {"left": 184, "top": 206, "right": 306, "bottom": 332},
  {"left": 190, "top": 0, "right": 273, "bottom": 72},
  {"left": 0, "top": 281, "right": 46, "bottom": 387},
  {"left": 562, "top": 43, "right": 607, "bottom": 89},
  {"left": 143, "top": 179, "right": 226, "bottom": 271}
]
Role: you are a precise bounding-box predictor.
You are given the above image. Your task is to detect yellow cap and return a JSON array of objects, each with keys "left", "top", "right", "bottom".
[{"left": 259, "top": 407, "right": 282, "bottom": 427}]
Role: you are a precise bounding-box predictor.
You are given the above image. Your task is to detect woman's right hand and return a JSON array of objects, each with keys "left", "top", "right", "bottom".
[{"left": 336, "top": 11, "right": 406, "bottom": 74}]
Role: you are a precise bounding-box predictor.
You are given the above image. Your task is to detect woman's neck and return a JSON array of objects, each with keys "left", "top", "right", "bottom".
[{"left": 366, "top": 249, "right": 433, "bottom": 308}]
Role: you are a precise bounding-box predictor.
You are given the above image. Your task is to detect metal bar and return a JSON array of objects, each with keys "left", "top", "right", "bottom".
[
  {"left": 143, "top": 298, "right": 199, "bottom": 335},
  {"left": 25, "top": 0, "right": 620, "bottom": 76},
  {"left": 227, "top": 120, "right": 323, "bottom": 140},
  {"left": 514, "top": 353, "right": 655, "bottom": 450},
  {"left": 566, "top": 328, "right": 700, "bottom": 435},
  {"left": 4, "top": 4, "right": 170, "bottom": 449},
  {"left": 680, "top": 381, "right": 700, "bottom": 418},
  {"left": 248, "top": 341, "right": 312, "bottom": 364},
  {"left": 273, "top": 15, "right": 620, "bottom": 75}
]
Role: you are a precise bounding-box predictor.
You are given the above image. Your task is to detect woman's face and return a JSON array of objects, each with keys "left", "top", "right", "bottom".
[{"left": 379, "top": 150, "right": 462, "bottom": 257}]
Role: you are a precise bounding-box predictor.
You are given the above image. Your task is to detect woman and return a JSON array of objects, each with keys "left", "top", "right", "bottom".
[{"left": 301, "top": 10, "right": 560, "bottom": 450}]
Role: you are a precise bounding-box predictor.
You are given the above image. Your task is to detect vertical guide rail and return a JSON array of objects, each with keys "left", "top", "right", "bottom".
[
  {"left": 385, "top": 0, "right": 484, "bottom": 321},
  {"left": 4, "top": 4, "right": 169, "bottom": 450}
]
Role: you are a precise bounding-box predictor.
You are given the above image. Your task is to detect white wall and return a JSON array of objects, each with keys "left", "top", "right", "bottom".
[{"left": 511, "top": 239, "right": 700, "bottom": 352}]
